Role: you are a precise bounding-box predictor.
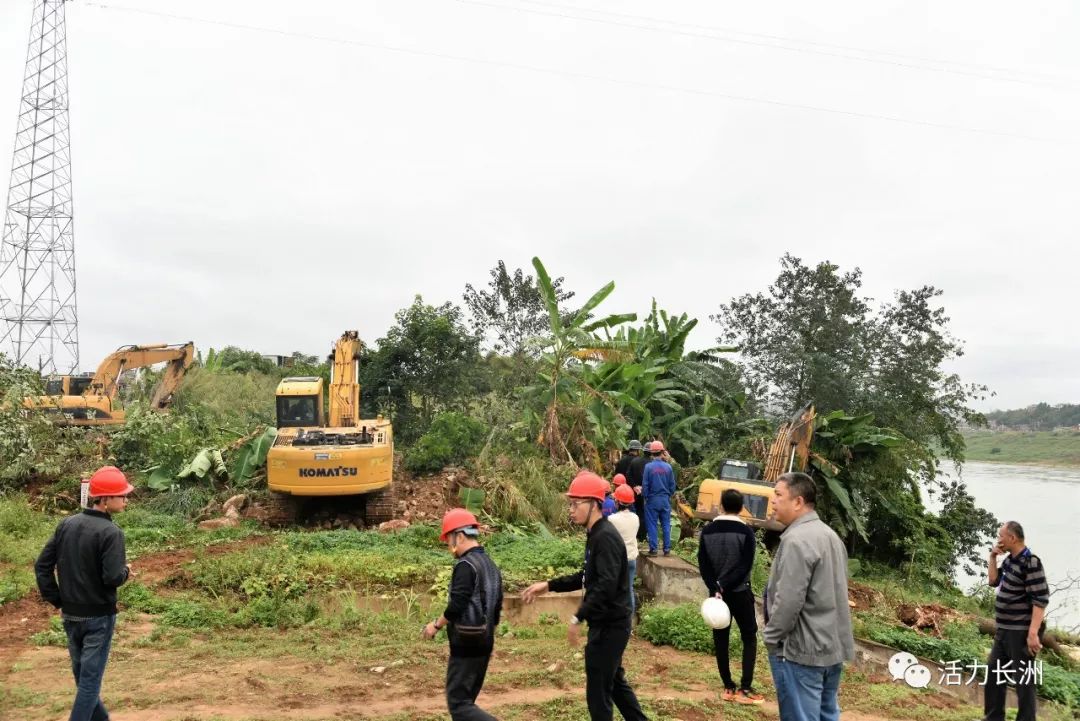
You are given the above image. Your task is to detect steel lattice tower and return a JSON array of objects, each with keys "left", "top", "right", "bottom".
[{"left": 0, "top": 0, "right": 78, "bottom": 374}]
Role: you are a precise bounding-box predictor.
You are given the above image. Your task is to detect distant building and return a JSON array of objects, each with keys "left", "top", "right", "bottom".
[{"left": 262, "top": 354, "right": 295, "bottom": 368}]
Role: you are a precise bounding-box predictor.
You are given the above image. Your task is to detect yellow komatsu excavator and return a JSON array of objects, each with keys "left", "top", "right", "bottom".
[
  {"left": 23, "top": 342, "right": 195, "bottom": 427},
  {"left": 678, "top": 403, "right": 816, "bottom": 532},
  {"left": 265, "top": 330, "right": 395, "bottom": 526}
]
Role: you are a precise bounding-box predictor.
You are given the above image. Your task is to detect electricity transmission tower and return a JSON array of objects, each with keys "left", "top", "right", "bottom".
[{"left": 0, "top": 0, "right": 79, "bottom": 374}]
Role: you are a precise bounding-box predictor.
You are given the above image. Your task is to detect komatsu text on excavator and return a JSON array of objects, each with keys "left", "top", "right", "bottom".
[
  {"left": 265, "top": 330, "right": 395, "bottom": 526},
  {"left": 23, "top": 342, "right": 195, "bottom": 427}
]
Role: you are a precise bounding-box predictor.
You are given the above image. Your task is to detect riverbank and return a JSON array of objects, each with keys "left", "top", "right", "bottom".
[{"left": 962, "top": 430, "right": 1080, "bottom": 467}]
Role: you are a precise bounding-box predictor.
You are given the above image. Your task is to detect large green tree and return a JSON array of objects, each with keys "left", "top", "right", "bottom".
[
  {"left": 715, "top": 254, "right": 996, "bottom": 576},
  {"left": 359, "top": 296, "right": 486, "bottom": 443},
  {"left": 464, "top": 260, "right": 575, "bottom": 356},
  {"left": 713, "top": 253, "right": 988, "bottom": 473}
]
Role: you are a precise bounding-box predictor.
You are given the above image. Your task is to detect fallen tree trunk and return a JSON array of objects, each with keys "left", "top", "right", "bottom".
[{"left": 975, "top": 617, "right": 1065, "bottom": 655}]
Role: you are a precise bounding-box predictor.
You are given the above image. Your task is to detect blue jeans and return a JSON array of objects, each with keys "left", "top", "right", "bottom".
[
  {"left": 644, "top": 498, "right": 671, "bottom": 553},
  {"left": 627, "top": 558, "right": 637, "bottom": 616},
  {"left": 63, "top": 615, "right": 116, "bottom": 721},
  {"left": 768, "top": 654, "right": 842, "bottom": 721}
]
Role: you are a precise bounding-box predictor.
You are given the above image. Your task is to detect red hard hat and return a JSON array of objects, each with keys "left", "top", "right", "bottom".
[
  {"left": 87, "top": 466, "right": 134, "bottom": 497},
  {"left": 565, "top": 470, "right": 608, "bottom": 501},
  {"left": 440, "top": 508, "right": 479, "bottom": 541},
  {"left": 650, "top": 440, "right": 665, "bottom": 453},
  {"left": 612, "top": 473, "right": 627, "bottom": 486},
  {"left": 613, "top": 484, "right": 635, "bottom": 504}
]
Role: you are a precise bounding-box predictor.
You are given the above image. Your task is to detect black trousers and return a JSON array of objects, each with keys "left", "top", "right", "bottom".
[
  {"left": 447, "top": 653, "right": 498, "bottom": 721},
  {"left": 711, "top": 588, "right": 757, "bottom": 691},
  {"left": 584, "top": 624, "right": 648, "bottom": 721},
  {"left": 984, "top": 629, "right": 1038, "bottom": 721},
  {"left": 633, "top": 492, "right": 646, "bottom": 540}
]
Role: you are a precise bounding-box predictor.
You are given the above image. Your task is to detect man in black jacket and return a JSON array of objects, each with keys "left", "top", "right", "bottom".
[
  {"left": 614, "top": 440, "right": 640, "bottom": 480},
  {"left": 697, "top": 489, "right": 763, "bottom": 705},
  {"left": 627, "top": 442, "right": 651, "bottom": 541},
  {"left": 424, "top": 508, "right": 504, "bottom": 721},
  {"left": 36, "top": 466, "right": 134, "bottom": 721},
  {"left": 522, "top": 471, "right": 648, "bottom": 721}
]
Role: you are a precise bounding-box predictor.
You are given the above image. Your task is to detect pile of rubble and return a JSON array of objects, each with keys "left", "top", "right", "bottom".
[{"left": 193, "top": 465, "right": 475, "bottom": 532}]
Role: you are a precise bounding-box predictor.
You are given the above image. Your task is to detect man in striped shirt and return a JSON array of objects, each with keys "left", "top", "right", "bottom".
[{"left": 984, "top": 521, "right": 1049, "bottom": 721}]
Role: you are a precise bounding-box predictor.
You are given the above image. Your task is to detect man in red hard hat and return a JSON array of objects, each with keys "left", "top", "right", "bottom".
[
  {"left": 641, "top": 440, "right": 676, "bottom": 557},
  {"left": 423, "top": 508, "right": 504, "bottom": 721},
  {"left": 522, "top": 471, "right": 648, "bottom": 721},
  {"left": 35, "top": 466, "right": 135, "bottom": 721},
  {"left": 609, "top": 483, "right": 640, "bottom": 617}
]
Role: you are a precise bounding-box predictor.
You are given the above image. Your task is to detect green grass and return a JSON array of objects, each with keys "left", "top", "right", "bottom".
[{"left": 962, "top": 430, "right": 1080, "bottom": 467}]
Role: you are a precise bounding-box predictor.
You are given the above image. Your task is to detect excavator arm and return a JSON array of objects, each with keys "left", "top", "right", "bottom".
[
  {"left": 88, "top": 342, "right": 195, "bottom": 401},
  {"left": 327, "top": 331, "right": 362, "bottom": 428}
]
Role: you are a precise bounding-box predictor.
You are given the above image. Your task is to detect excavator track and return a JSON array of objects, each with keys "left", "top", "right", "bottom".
[
  {"left": 260, "top": 492, "right": 302, "bottom": 527},
  {"left": 362, "top": 485, "right": 398, "bottom": 527}
]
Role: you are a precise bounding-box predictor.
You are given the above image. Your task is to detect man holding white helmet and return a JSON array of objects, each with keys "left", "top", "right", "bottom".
[{"left": 698, "top": 489, "right": 763, "bottom": 705}]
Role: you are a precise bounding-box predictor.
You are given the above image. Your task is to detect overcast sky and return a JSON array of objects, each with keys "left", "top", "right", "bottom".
[{"left": 2, "top": 0, "right": 1077, "bottom": 412}]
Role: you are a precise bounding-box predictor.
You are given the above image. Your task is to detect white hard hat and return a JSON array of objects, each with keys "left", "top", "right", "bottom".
[{"left": 701, "top": 597, "right": 731, "bottom": 629}]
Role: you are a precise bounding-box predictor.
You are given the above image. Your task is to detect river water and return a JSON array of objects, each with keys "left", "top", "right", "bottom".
[{"left": 933, "top": 462, "right": 1080, "bottom": 632}]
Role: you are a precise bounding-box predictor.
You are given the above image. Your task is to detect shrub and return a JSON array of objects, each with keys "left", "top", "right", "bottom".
[
  {"left": 404, "top": 412, "right": 488, "bottom": 473},
  {"left": 638, "top": 602, "right": 735, "bottom": 655},
  {"left": 30, "top": 616, "right": 67, "bottom": 647},
  {"left": 159, "top": 599, "right": 231, "bottom": 629}
]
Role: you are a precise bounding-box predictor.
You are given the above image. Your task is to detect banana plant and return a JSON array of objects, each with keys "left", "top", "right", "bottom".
[
  {"left": 523, "top": 257, "right": 636, "bottom": 464},
  {"left": 808, "top": 410, "right": 904, "bottom": 542}
]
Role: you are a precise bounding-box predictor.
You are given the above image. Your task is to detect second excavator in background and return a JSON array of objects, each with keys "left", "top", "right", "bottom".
[
  {"left": 678, "top": 403, "right": 817, "bottom": 533},
  {"left": 23, "top": 342, "right": 196, "bottom": 427}
]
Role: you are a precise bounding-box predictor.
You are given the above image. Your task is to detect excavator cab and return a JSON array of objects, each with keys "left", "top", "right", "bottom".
[
  {"left": 42, "top": 374, "right": 93, "bottom": 396},
  {"left": 275, "top": 377, "right": 325, "bottom": 428}
]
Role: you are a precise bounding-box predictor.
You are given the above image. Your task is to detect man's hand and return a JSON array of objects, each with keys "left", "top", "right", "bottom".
[
  {"left": 989, "top": 544, "right": 1004, "bottom": 560},
  {"left": 1027, "top": 631, "right": 1042, "bottom": 656},
  {"left": 567, "top": 622, "right": 582, "bottom": 648},
  {"left": 126, "top": 564, "right": 136, "bottom": 579},
  {"left": 422, "top": 622, "right": 439, "bottom": 640},
  {"left": 522, "top": 582, "right": 549, "bottom": 604},
  {"left": 633, "top": 486, "right": 642, "bottom": 496},
  {"left": 715, "top": 591, "right": 723, "bottom": 599}
]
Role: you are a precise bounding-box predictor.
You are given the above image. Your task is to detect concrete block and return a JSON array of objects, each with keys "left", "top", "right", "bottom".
[{"left": 637, "top": 554, "right": 709, "bottom": 604}]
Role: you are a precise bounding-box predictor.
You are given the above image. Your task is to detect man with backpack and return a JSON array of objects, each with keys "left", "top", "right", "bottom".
[{"left": 424, "top": 509, "right": 504, "bottom": 721}]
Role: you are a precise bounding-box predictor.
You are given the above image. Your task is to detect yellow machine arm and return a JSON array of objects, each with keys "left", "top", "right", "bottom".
[
  {"left": 88, "top": 342, "right": 195, "bottom": 401},
  {"left": 327, "top": 331, "right": 363, "bottom": 428},
  {"left": 762, "top": 403, "right": 817, "bottom": 482}
]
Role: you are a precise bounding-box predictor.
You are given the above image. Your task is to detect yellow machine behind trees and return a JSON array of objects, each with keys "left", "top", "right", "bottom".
[
  {"left": 679, "top": 403, "right": 817, "bottom": 532},
  {"left": 23, "top": 342, "right": 195, "bottom": 426},
  {"left": 265, "top": 330, "right": 395, "bottom": 526}
]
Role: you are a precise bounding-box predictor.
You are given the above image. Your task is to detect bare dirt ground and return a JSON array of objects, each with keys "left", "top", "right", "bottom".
[{"left": 1, "top": 537, "right": 982, "bottom": 721}]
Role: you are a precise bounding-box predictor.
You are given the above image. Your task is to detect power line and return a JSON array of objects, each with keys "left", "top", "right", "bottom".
[
  {"left": 508, "top": 0, "right": 1078, "bottom": 85},
  {"left": 456, "top": 0, "right": 1080, "bottom": 91},
  {"left": 82, "top": 2, "right": 1071, "bottom": 145}
]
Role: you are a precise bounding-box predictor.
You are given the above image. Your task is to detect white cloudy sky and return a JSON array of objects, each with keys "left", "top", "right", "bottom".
[{"left": 1, "top": 0, "right": 1077, "bottom": 411}]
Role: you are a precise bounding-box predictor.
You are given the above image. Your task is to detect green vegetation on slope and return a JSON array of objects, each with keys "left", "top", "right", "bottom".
[{"left": 963, "top": 429, "right": 1080, "bottom": 467}]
